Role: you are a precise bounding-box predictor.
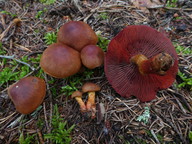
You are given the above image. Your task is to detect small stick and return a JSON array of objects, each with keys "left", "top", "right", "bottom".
[
  {"left": 43, "top": 102, "right": 49, "bottom": 131},
  {"left": 79, "top": 135, "right": 90, "bottom": 144},
  {"left": 150, "top": 129, "right": 160, "bottom": 144},
  {"left": 37, "top": 129, "right": 45, "bottom": 144},
  {"left": 0, "top": 55, "right": 35, "bottom": 70},
  {"left": 7, "top": 114, "right": 24, "bottom": 128},
  {"left": 44, "top": 74, "right": 53, "bottom": 131},
  {"left": 0, "top": 112, "right": 16, "bottom": 124},
  {"left": 116, "top": 98, "right": 138, "bottom": 116},
  {"left": 153, "top": 107, "right": 186, "bottom": 143},
  {"left": 14, "top": 43, "right": 32, "bottom": 52}
]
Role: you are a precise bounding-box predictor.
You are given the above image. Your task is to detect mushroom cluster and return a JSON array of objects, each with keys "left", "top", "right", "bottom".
[
  {"left": 7, "top": 21, "right": 104, "bottom": 115},
  {"left": 72, "top": 82, "right": 101, "bottom": 119},
  {"left": 40, "top": 21, "right": 104, "bottom": 78},
  {"left": 105, "top": 25, "right": 178, "bottom": 102}
]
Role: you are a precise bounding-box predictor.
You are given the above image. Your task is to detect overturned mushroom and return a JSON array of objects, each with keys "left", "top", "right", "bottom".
[
  {"left": 82, "top": 82, "right": 101, "bottom": 118},
  {"left": 105, "top": 25, "right": 178, "bottom": 102},
  {"left": 71, "top": 91, "right": 86, "bottom": 112},
  {"left": 8, "top": 76, "right": 46, "bottom": 114}
]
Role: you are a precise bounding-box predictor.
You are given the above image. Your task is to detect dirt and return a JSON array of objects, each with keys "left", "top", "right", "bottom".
[{"left": 0, "top": 0, "right": 192, "bottom": 144}]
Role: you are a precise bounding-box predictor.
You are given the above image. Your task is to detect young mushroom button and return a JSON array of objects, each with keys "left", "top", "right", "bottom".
[
  {"left": 82, "top": 82, "right": 101, "bottom": 116},
  {"left": 71, "top": 91, "right": 86, "bottom": 112},
  {"left": 81, "top": 45, "right": 104, "bottom": 69},
  {"left": 7, "top": 76, "right": 46, "bottom": 114},
  {"left": 105, "top": 25, "right": 178, "bottom": 102}
]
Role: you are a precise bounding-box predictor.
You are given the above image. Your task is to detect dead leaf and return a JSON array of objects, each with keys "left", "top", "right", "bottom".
[{"left": 130, "top": 0, "right": 164, "bottom": 12}]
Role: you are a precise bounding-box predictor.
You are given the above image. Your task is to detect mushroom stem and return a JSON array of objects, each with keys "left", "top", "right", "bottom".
[
  {"left": 86, "top": 92, "right": 95, "bottom": 110},
  {"left": 75, "top": 97, "right": 86, "bottom": 112},
  {"left": 130, "top": 52, "right": 174, "bottom": 75},
  {"left": 86, "top": 92, "right": 97, "bottom": 119}
]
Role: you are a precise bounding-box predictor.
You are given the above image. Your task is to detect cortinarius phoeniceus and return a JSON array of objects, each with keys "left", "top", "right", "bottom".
[{"left": 105, "top": 25, "right": 178, "bottom": 102}]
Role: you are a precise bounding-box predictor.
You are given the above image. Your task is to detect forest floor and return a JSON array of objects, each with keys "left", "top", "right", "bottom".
[{"left": 0, "top": 0, "right": 192, "bottom": 144}]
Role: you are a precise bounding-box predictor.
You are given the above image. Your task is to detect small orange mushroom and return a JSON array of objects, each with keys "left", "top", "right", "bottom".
[
  {"left": 71, "top": 91, "right": 86, "bottom": 112},
  {"left": 81, "top": 45, "right": 104, "bottom": 69},
  {"left": 82, "top": 82, "right": 101, "bottom": 118}
]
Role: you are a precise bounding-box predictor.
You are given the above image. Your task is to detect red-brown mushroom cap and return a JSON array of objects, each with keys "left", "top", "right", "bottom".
[
  {"left": 8, "top": 76, "right": 46, "bottom": 114},
  {"left": 40, "top": 43, "right": 81, "bottom": 78},
  {"left": 82, "top": 82, "right": 101, "bottom": 93},
  {"left": 104, "top": 25, "right": 178, "bottom": 102},
  {"left": 71, "top": 90, "right": 83, "bottom": 98},
  {"left": 57, "top": 21, "right": 98, "bottom": 52},
  {"left": 81, "top": 45, "right": 104, "bottom": 69}
]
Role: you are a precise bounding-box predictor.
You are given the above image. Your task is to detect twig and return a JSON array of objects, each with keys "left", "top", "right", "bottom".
[
  {"left": 37, "top": 129, "right": 45, "bottom": 144},
  {"left": 44, "top": 74, "right": 53, "bottom": 132},
  {"left": 115, "top": 98, "right": 139, "bottom": 116},
  {"left": 147, "top": 5, "right": 192, "bottom": 11},
  {"left": 182, "top": 11, "right": 192, "bottom": 20},
  {"left": 14, "top": 43, "right": 32, "bottom": 52},
  {"left": 164, "top": 7, "right": 192, "bottom": 11},
  {"left": 0, "top": 55, "right": 35, "bottom": 70},
  {"left": 43, "top": 102, "right": 49, "bottom": 132},
  {"left": 0, "top": 112, "right": 16, "bottom": 125},
  {"left": 150, "top": 129, "right": 160, "bottom": 144},
  {"left": 7, "top": 114, "right": 24, "bottom": 128},
  {"left": 152, "top": 107, "right": 186, "bottom": 143},
  {"left": 167, "top": 88, "right": 192, "bottom": 112},
  {"left": 79, "top": 135, "right": 90, "bottom": 144}
]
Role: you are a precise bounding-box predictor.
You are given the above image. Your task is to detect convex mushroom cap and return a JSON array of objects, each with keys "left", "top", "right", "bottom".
[
  {"left": 8, "top": 76, "right": 46, "bottom": 114},
  {"left": 82, "top": 82, "right": 101, "bottom": 93},
  {"left": 40, "top": 43, "right": 81, "bottom": 78},
  {"left": 81, "top": 45, "right": 104, "bottom": 69},
  {"left": 57, "top": 21, "right": 98, "bottom": 52},
  {"left": 105, "top": 25, "right": 178, "bottom": 102}
]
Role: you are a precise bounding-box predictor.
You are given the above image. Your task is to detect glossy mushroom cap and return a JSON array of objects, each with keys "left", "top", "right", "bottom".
[
  {"left": 40, "top": 43, "right": 81, "bottom": 78},
  {"left": 82, "top": 82, "right": 101, "bottom": 93},
  {"left": 57, "top": 21, "right": 98, "bottom": 52},
  {"left": 81, "top": 45, "right": 104, "bottom": 69},
  {"left": 105, "top": 25, "right": 178, "bottom": 102},
  {"left": 8, "top": 76, "right": 46, "bottom": 114}
]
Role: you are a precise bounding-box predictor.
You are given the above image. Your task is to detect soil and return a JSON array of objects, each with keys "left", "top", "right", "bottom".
[{"left": 0, "top": 0, "right": 192, "bottom": 144}]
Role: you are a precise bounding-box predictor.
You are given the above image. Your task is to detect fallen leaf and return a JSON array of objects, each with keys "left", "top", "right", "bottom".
[{"left": 130, "top": 0, "right": 164, "bottom": 12}]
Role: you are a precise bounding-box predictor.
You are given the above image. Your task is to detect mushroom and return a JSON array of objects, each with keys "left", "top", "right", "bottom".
[
  {"left": 80, "top": 45, "right": 104, "bottom": 69},
  {"left": 7, "top": 76, "right": 46, "bottom": 114},
  {"left": 82, "top": 82, "right": 101, "bottom": 118},
  {"left": 57, "top": 21, "right": 98, "bottom": 52},
  {"left": 105, "top": 25, "right": 178, "bottom": 102},
  {"left": 71, "top": 91, "right": 86, "bottom": 112},
  {"left": 40, "top": 43, "right": 81, "bottom": 78}
]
